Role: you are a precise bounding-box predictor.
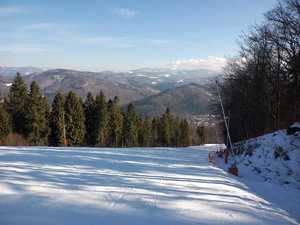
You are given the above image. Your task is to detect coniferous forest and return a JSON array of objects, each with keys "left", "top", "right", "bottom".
[{"left": 0, "top": 73, "right": 191, "bottom": 147}]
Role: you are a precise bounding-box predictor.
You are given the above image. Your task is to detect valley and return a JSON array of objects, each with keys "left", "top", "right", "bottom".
[{"left": 0, "top": 66, "right": 217, "bottom": 117}]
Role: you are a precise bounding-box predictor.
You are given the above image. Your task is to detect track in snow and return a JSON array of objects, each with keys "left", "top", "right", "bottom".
[{"left": 0, "top": 146, "right": 298, "bottom": 225}]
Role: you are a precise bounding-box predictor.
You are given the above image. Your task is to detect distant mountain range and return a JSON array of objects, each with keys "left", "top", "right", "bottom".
[
  {"left": 0, "top": 66, "right": 217, "bottom": 116},
  {"left": 0, "top": 66, "right": 44, "bottom": 77},
  {"left": 132, "top": 83, "right": 214, "bottom": 117}
]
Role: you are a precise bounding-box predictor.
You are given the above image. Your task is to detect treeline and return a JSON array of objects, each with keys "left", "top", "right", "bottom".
[
  {"left": 0, "top": 73, "right": 191, "bottom": 147},
  {"left": 220, "top": 0, "right": 299, "bottom": 142}
]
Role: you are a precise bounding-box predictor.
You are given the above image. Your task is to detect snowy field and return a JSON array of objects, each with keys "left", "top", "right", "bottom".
[{"left": 0, "top": 146, "right": 299, "bottom": 225}]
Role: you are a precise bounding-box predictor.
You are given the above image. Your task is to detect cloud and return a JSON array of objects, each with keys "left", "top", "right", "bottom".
[
  {"left": 22, "top": 22, "right": 61, "bottom": 31},
  {"left": 77, "top": 36, "right": 172, "bottom": 49},
  {"left": 17, "top": 22, "right": 136, "bottom": 49},
  {"left": 20, "top": 22, "right": 77, "bottom": 40},
  {"left": 21, "top": 22, "right": 75, "bottom": 35},
  {"left": 77, "top": 35, "right": 177, "bottom": 49},
  {"left": 77, "top": 36, "right": 135, "bottom": 48},
  {"left": 0, "top": 44, "right": 56, "bottom": 54},
  {"left": 170, "top": 57, "right": 227, "bottom": 71},
  {"left": 0, "top": 6, "right": 27, "bottom": 15},
  {"left": 112, "top": 8, "right": 137, "bottom": 18},
  {"left": 144, "top": 38, "right": 170, "bottom": 47},
  {"left": 18, "top": 20, "right": 172, "bottom": 49}
]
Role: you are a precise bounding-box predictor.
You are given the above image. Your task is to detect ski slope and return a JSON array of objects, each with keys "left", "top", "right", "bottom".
[{"left": 0, "top": 146, "right": 299, "bottom": 225}]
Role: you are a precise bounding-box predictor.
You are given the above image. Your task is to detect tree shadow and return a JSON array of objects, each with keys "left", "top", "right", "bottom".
[{"left": 0, "top": 146, "right": 298, "bottom": 225}]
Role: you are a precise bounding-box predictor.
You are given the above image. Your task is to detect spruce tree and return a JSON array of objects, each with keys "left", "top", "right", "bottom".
[
  {"left": 94, "top": 91, "right": 108, "bottom": 146},
  {"left": 172, "top": 116, "right": 181, "bottom": 147},
  {"left": 107, "top": 97, "right": 123, "bottom": 147},
  {"left": 113, "top": 97, "right": 123, "bottom": 147},
  {"left": 106, "top": 99, "right": 114, "bottom": 146},
  {"left": 141, "top": 117, "right": 152, "bottom": 147},
  {"left": 84, "top": 92, "right": 96, "bottom": 146},
  {"left": 161, "top": 108, "right": 172, "bottom": 146},
  {"left": 65, "top": 91, "right": 85, "bottom": 146},
  {"left": 8, "top": 73, "right": 28, "bottom": 135},
  {"left": 123, "top": 103, "right": 139, "bottom": 147},
  {"left": 180, "top": 119, "right": 190, "bottom": 147},
  {"left": 137, "top": 117, "right": 143, "bottom": 146},
  {"left": 49, "top": 92, "right": 66, "bottom": 146},
  {"left": 151, "top": 117, "right": 159, "bottom": 146},
  {"left": 0, "top": 105, "right": 11, "bottom": 139},
  {"left": 24, "top": 81, "right": 50, "bottom": 145}
]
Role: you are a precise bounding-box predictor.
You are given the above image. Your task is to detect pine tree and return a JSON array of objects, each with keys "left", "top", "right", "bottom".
[
  {"left": 24, "top": 81, "right": 50, "bottom": 145},
  {"left": 94, "top": 91, "right": 108, "bottom": 146},
  {"left": 65, "top": 91, "right": 85, "bottom": 146},
  {"left": 84, "top": 92, "right": 96, "bottom": 146},
  {"left": 123, "top": 103, "right": 139, "bottom": 147},
  {"left": 49, "top": 92, "right": 66, "bottom": 146},
  {"left": 8, "top": 73, "right": 28, "bottom": 135},
  {"left": 0, "top": 105, "right": 11, "bottom": 139},
  {"left": 107, "top": 97, "right": 123, "bottom": 147}
]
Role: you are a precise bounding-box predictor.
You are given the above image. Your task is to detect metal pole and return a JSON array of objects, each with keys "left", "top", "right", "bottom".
[
  {"left": 227, "top": 110, "right": 230, "bottom": 149},
  {"left": 215, "top": 80, "right": 234, "bottom": 155}
]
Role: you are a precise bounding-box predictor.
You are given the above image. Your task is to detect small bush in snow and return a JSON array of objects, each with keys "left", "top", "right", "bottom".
[{"left": 273, "top": 146, "right": 290, "bottom": 161}]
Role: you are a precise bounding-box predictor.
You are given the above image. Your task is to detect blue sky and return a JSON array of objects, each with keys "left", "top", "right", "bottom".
[{"left": 0, "top": 0, "right": 278, "bottom": 71}]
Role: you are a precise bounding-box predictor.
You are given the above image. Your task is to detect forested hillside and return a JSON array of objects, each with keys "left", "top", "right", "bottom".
[
  {"left": 132, "top": 83, "right": 213, "bottom": 117},
  {"left": 0, "top": 68, "right": 215, "bottom": 106},
  {"left": 0, "top": 74, "right": 193, "bottom": 147}
]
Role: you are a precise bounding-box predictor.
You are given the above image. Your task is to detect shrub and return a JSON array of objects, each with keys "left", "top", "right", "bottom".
[
  {"left": 273, "top": 145, "right": 290, "bottom": 161},
  {"left": 0, "top": 133, "right": 29, "bottom": 146}
]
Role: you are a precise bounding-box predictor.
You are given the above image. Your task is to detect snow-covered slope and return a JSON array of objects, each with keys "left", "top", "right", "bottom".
[
  {"left": 215, "top": 127, "right": 300, "bottom": 224},
  {"left": 0, "top": 146, "right": 299, "bottom": 225},
  {"left": 230, "top": 129, "right": 300, "bottom": 188}
]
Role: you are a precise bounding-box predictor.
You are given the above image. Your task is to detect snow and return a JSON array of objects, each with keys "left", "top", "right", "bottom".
[
  {"left": 0, "top": 146, "right": 299, "bottom": 225},
  {"left": 4, "top": 83, "right": 12, "bottom": 87},
  {"left": 222, "top": 129, "right": 300, "bottom": 188},
  {"left": 215, "top": 129, "right": 300, "bottom": 223},
  {"left": 291, "top": 122, "right": 300, "bottom": 129},
  {"left": 136, "top": 74, "right": 147, "bottom": 77},
  {"left": 177, "top": 79, "right": 184, "bottom": 83},
  {"left": 205, "top": 91, "right": 213, "bottom": 96},
  {"left": 53, "top": 75, "right": 64, "bottom": 81}
]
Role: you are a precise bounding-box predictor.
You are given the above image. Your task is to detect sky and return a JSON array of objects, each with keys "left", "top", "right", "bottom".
[{"left": 0, "top": 0, "right": 278, "bottom": 71}]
